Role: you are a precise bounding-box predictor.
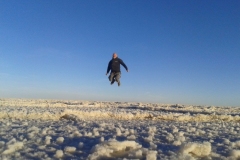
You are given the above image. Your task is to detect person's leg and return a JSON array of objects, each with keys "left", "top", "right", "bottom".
[
  {"left": 111, "top": 77, "right": 115, "bottom": 84},
  {"left": 115, "top": 72, "right": 121, "bottom": 86},
  {"left": 108, "top": 72, "right": 114, "bottom": 81},
  {"left": 109, "top": 72, "right": 115, "bottom": 84}
]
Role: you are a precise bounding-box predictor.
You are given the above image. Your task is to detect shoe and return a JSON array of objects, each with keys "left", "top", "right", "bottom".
[
  {"left": 118, "top": 81, "right": 120, "bottom": 86},
  {"left": 111, "top": 80, "right": 115, "bottom": 85}
]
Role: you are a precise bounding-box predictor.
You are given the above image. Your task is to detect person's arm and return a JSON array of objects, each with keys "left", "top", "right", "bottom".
[
  {"left": 106, "top": 60, "right": 111, "bottom": 75},
  {"left": 119, "top": 59, "right": 128, "bottom": 72}
]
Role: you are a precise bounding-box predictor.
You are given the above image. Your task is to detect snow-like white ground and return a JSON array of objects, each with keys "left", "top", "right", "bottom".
[{"left": 0, "top": 99, "right": 240, "bottom": 160}]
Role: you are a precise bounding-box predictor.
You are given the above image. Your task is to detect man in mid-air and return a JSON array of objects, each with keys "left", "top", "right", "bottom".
[{"left": 106, "top": 53, "right": 128, "bottom": 86}]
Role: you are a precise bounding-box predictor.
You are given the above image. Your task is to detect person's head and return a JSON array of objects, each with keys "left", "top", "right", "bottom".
[{"left": 112, "top": 53, "right": 118, "bottom": 59}]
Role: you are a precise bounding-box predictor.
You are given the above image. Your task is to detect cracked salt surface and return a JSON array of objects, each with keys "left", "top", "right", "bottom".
[{"left": 0, "top": 99, "right": 240, "bottom": 159}]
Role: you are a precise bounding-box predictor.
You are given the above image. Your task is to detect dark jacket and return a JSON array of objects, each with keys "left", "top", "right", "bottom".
[{"left": 107, "top": 57, "right": 128, "bottom": 74}]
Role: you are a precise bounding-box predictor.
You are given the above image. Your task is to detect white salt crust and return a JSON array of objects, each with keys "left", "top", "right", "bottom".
[{"left": 0, "top": 98, "right": 240, "bottom": 159}]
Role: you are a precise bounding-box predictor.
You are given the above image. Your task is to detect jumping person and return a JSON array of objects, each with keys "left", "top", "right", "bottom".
[{"left": 106, "top": 53, "right": 128, "bottom": 86}]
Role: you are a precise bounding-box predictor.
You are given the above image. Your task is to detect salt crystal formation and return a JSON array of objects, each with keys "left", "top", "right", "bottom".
[
  {"left": 88, "top": 140, "right": 157, "bottom": 160},
  {"left": 179, "top": 142, "right": 211, "bottom": 158},
  {"left": 1, "top": 98, "right": 240, "bottom": 122},
  {"left": 2, "top": 142, "right": 24, "bottom": 155},
  {"left": 0, "top": 98, "right": 240, "bottom": 159}
]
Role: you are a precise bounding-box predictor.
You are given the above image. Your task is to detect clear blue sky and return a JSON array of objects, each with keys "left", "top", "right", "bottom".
[{"left": 0, "top": 0, "right": 239, "bottom": 106}]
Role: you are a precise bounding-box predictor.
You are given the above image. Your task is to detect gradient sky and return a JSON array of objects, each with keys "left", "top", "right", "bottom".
[{"left": 1, "top": 0, "right": 239, "bottom": 106}]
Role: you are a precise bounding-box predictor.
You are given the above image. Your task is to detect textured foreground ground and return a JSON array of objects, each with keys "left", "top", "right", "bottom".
[{"left": 0, "top": 99, "right": 240, "bottom": 160}]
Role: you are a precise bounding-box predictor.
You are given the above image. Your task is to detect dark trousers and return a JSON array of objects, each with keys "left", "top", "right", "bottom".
[{"left": 108, "top": 72, "right": 121, "bottom": 83}]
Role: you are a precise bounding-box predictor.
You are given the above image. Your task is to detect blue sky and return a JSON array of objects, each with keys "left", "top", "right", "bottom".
[{"left": 0, "top": 0, "right": 239, "bottom": 106}]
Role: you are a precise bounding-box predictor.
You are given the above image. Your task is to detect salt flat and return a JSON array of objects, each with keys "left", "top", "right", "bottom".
[{"left": 0, "top": 98, "right": 240, "bottom": 160}]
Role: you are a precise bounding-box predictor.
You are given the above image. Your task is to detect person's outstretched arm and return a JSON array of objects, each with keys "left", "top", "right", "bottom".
[
  {"left": 106, "top": 60, "right": 111, "bottom": 75},
  {"left": 119, "top": 59, "right": 128, "bottom": 72}
]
